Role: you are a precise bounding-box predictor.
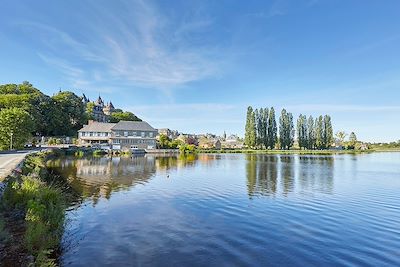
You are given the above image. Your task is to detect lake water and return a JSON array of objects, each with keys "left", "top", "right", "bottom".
[{"left": 48, "top": 153, "right": 400, "bottom": 267}]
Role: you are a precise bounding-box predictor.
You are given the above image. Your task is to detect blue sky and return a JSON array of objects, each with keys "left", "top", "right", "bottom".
[{"left": 0, "top": 0, "right": 399, "bottom": 142}]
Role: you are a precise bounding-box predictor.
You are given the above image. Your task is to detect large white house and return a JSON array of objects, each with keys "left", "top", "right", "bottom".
[{"left": 78, "top": 120, "right": 157, "bottom": 150}]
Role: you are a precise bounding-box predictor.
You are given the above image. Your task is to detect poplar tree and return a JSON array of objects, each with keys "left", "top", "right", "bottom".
[
  {"left": 315, "top": 115, "right": 324, "bottom": 149},
  {"left": 307, "top": 116, "right": 315, "bottom": 149},
  {"left": 323, "top": 115, "right": 333, "bottom": 149},
  {"left": 256, "top": 108, "right": 264, "bottom": 148},
  {"left": 262, "top": 108, "right": 269, "bottom": 148},
  {"left": 297, "top": 114, "right": 308, "bottom": 149},
  {"left": 249, "top": 109, "right": 256, "bottom": 148},
  {"left": 244, "top": 106, "right": 253, "bottom": 148},
  {"left": 287, "top": 112, "right": 295, "bottom": 149},
  {"left": 279, "top": 109, "right": 294, "bottom": 150},
  {"left": 279, "top": 109, "right": 286, "bottom": 149},
  {"left": 267, "top": 107, "right": 277, "bottom": 149}
]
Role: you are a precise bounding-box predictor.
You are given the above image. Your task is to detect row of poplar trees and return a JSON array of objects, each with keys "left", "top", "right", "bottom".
[{"left": 244, "top": 106, "right": 333, "bottom": 150}]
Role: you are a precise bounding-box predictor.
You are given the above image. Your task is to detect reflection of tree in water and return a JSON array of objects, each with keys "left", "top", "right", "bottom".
[
  {"left": 280, "top": 156, "right": 294, "bottom": 196},
  {"left": 246, "top": 154, "right": 334, "bottom": 197},
  {"left": 298, "top": 156, "right": 334, "bottom": 194},
  {"left": 246, "top": 154, "right": 257, "bottom": 197},
  {"left": 48, "top": 155, "right": 205, "bottom": 206},
  {"left": 246, "top": 155, "right": 278, "bottom": 198},
  {"left": 48, "top": 156, "right": 157, "bottom": 205}
]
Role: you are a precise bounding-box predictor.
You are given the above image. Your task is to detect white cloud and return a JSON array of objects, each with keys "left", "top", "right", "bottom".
[
  {"left": 19, "top": 0, "right": 222, "bottom": 92},
  {"left": 285, "top": 104, "right": 400, "bottom": 112}
]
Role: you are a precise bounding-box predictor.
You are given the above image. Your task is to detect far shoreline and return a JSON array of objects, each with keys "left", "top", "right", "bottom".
[{"left": 196, "top": 149, "right": 400, "bottom": 155}]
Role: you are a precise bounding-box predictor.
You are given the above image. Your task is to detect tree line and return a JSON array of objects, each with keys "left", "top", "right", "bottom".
[
  {"left": 0, "top": 81, "right": 140, "bottom": 149},
  {"left": 245, "top": 106, "right": 333, "bottom": 150}
]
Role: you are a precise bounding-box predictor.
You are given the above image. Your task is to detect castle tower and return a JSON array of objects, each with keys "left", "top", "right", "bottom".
[{"left": 103, "top": 101, "right": 115, "bottom": 116}]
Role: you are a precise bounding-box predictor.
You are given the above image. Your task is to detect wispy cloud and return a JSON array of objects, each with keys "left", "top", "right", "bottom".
[
  {"left": 129, "top": 103, "right": 236, "bottom": 112},
  {"left": 286, "top": 104, "right": 400, "bottom": 112},
  {"left": 15, "top": 0, "right": 222, "bottom": 93}
]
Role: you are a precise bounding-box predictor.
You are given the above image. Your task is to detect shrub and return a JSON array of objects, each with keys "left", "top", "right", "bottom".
[{"left": 2, "top": 152, "right": 66, "bottom": 265}]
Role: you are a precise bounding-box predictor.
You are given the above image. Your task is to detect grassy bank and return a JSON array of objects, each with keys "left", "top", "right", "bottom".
[
  {"left": 1, "top": 151, "right": 69, "bottom": 266},
  {"left": 197, "top": 149, "right": 377, "bottom": 154}
]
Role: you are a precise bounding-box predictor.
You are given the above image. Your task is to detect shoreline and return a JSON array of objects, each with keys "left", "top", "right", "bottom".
[
  {"left": 0, "top": 150, "right": 70, "bottom": 266},
  {"left": 196, "top": 149, "right": 391, "bottom": 155}
]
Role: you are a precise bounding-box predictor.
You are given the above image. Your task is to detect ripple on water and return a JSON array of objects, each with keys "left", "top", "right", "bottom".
[{"left": 49, "top": 153, "right": 400, "bottom": 266}]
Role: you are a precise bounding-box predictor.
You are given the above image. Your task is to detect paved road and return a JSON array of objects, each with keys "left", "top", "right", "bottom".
[{"left": 0, "top": 151, "right": 30, "bottom": 180}]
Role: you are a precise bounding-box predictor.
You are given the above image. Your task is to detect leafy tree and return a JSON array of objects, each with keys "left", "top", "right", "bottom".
[
  {"left": 0, "top": 82, "right": 53, "bottom": 136},
  {"left": 315, "top": 115, "right": 324, "bottom": 149},
  {"left": 244, "top": 106, "right": 256, "bottom": 148},
  {"left": 255, "top": 108, "right": 262, "bottom": 147},
  {"left": 158, "top": 134, "right": 171, "bottom": 149},
  {"left": 0, "top": 108, "right": 34, "bottom": 150},
  {"left": 85, "top": 102, "right": 96, "bottom": 121},
  {"left": 335, "top": 131, "right": 347, "bottom": 146},
  {"left": 52, "top": 91, "right": 86, "bottom": 136},
  {"left": 262, "top": 108, "right": 269, "bottom": 148},
  {"left": 279, "top": 109, "right": 294, "bottom": 150},
  {"left": 109, "top": 111, "right": 141, "bottom": 123},
  {"left": 323, "top": 115, "right": 333, "bottom": 149},
  {"left": 297, "top": 114, "right": 308, "bottom": 149},
  {"left": 307, "top": 116, "right": 315, "bottom": 149},
  {"left": 348, "top": 132, "right": 357, "bottom": 149},
  {"left": 267, "top": 107, "right": 277, "bottom": 149}
]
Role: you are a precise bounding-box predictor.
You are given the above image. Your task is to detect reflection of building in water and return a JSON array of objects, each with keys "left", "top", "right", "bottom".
[
  {"left": 50, "top": 155, "right": 206, "bottom": 205},
  {"left": 246, "top": 155, "right": 334, "bottom": 197},
  {"left": 50, "top": 156, "right": 157, "bottom": 205}
]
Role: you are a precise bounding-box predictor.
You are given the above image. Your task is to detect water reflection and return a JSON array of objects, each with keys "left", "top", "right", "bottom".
[
  {"left": 298, "top": 156, "right": 334, "bottom": 194},
  {"left": 48, "top": 155, "right": 200, "bottom": 205},
  {"left": 246, "top": 155, "right": 335, "bottom": 197}
]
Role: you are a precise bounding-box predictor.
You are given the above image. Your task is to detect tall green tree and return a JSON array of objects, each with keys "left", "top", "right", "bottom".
[
  {"left": 323, "top": 115, "right": 333, "bottom": 149},
  {"left": 0, "top": 82, "right": 53, "bottom": 136},
  {"left": 52, "top": 91, "right": 85, "bottom": 136},
  {"left": 348, "top": 132, "right": 357, "bottom": 149},
  {"left": 254, "top": 108, "right": 260, "bottom": 147},
  {"left": 307, "top": 116, "right": 315, "bottom": 149},
  {"left": 0, "top": 108, "right": 34, "bottom": 150},
  {"left": 109, "top": 111, "right": 141, "bottom": 123},
  {"left": 256, "top": 108, "right": 262, "bottom": 148},
  {"left": 267, "top": 107, "right": 277, "bottom": 149},
  {"left": 315, "top": 115, "right": 324, "bottom": 149},
  {"left": 85, "top": 102, "right": 96, "bottom": 121},
  {"left": 262, "top": 108, "right": 269, "bottom": 149},
  {"left": 244, "top": 106, "right": 256, "bottom": 148},
  {"left": 297, "top": 114, "right": 308, "bottom": 149},
  {"left": 279, "top": 109, "right": 294, "bottom": 150}
]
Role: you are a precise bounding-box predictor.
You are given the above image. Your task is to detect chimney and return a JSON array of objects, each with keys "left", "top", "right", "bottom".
[{"left": 88, "top": 120, "right": 94, "bottom": 125}]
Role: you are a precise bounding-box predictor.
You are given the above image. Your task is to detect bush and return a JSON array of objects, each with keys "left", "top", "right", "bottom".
[
  {"left": 1, "top": 152, "right": 66, "bottom": 265},
  {"left": 179, "top": 144, "right": 196, "bottom": 154}
]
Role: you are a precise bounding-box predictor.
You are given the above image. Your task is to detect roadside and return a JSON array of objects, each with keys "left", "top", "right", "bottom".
[
  {"left": 0, "top": 151, "right": 36, "bottom": 182},
  {"left": 0, "top": 150, "right": 70, "bottom": 266}
]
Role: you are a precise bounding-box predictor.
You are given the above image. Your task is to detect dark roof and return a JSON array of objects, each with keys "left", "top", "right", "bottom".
[
  {"left": 78, "top": 122, "right": 116, "bottom": 132},
  {"left": 112, "top": 121, "right": 156, "bottom": 131}
]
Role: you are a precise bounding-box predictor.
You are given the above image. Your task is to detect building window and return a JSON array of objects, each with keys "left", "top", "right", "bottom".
[
  {"left": 89, "top": 132, "right": 93, "bottom": 137},
  {"left": 113, "top": 139, "right": 120, "bottom": 144},
  {"left": 132, "top": 132, "right": 137, "bottom": 137},
  {"left": 124, "top": 131, "right": 128, "bottom": 137},
  {"left": 149, "top": 132, "right": 153, "bottom": 138},
  {"left": 141, "top": 132, "right": 145, "bottom": 137}
]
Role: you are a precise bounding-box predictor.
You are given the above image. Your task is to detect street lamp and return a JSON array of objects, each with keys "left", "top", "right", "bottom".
[{"left": 10, "top": 132, "right": 13, "bottom": 150}]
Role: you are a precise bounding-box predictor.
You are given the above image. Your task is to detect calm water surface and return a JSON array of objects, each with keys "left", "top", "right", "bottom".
[{"left": 48, "top": 153, "right": 400, "bottom": 267}]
